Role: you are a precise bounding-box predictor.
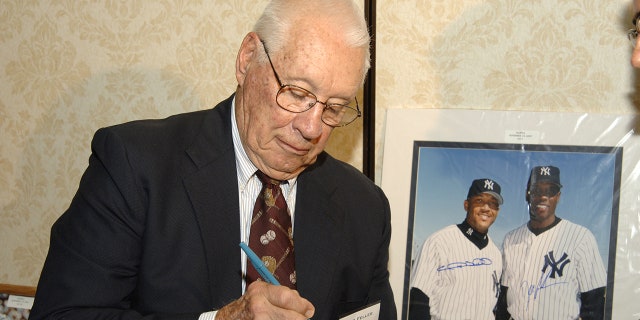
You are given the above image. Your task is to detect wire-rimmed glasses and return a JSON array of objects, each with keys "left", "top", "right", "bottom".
[{"left": 259, "top": 40, "right": 361, "bottom": 127}]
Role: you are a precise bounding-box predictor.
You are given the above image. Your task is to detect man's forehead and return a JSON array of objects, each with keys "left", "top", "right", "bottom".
[{"left": 279, "top": 37, "right": 364, "bottom": 98}]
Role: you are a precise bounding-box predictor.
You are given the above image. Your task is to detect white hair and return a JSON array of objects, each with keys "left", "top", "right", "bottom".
[{"left": 253, "top": 0, "right": 371, "bottom": 79}]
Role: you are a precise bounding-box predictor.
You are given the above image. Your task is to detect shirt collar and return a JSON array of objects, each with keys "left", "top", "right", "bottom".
[{"left": 457, "top": 220, "right": 489, "bottom": 250}]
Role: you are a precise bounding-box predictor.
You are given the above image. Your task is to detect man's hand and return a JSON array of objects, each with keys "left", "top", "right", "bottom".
[{"left": 215, "top": 281, "right": 315, "bottom": 319}]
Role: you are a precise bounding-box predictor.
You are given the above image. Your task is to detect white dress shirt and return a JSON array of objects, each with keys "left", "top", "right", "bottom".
[{"left": 198, "top": 97, "right": 298, "bottom": 320}]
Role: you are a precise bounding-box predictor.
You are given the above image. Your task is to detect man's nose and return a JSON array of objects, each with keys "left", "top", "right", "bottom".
[{"left": 294, "top": 103, "right": 326, "bottom": 140}]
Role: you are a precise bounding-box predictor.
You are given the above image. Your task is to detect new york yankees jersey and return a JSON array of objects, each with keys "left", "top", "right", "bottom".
[
  {"left": 410, "top": 225, "right": 502, "bottom": 320},
  {"left": 501, "top": 219, "right": 607, "bottom": 320}
]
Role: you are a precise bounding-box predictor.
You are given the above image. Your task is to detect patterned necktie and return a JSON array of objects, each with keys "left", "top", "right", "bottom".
[{"left": 247, "top": 171, "right": 296, "bottom": 289}]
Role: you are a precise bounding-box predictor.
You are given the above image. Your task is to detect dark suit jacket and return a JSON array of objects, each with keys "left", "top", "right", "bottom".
[{"left": 30, "top": 95, "right": 396, "bottom": 320}]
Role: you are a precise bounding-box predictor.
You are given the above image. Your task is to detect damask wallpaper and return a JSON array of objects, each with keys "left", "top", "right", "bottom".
[
  {"left": 1, "top": 0, "right": 637, "bottom": 294},
  {"left": 374, "top": 0, "right": 639, "bottom": 181}
]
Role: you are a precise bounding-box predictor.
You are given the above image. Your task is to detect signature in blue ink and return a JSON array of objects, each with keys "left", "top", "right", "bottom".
[
  {"left": 437, "top": 257, "right": 492, "bottom": 271},
  {"left": 520, "top": 269, "right": 568, "bottom": 308}
]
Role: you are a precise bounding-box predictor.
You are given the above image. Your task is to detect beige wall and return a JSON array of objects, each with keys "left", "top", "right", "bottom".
[
  {"left": 1, "top": 0, "right": 637, "bottom": 291},
  {"left": 374, "top": 0, "right": 638, "bottom": 181}
]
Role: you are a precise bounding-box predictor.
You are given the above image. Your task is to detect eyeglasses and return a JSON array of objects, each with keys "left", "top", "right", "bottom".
[
  {"left": 528, "top": 185, "right": 561, "bottom": 198},
  {"left": 628, "top": 11, "right": 640, "bottom": 47},
  {"left": 259, "top": 40, "right": 361, "bottom": 127},
  {"left": 469, "top": 197, "right": 500, "bottom": 210}
]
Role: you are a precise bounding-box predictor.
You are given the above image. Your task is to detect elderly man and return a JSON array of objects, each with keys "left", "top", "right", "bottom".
[{"left": 30, "top": 1, "right": 396, "bottom": 319}]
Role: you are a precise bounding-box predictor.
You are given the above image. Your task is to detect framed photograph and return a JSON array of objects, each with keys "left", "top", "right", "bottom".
[
  {"left": 380, "top": 109, "right": 640, "bottom": 319},
  {"left": 404, "top": 141, "right": 620, "bottom": 319}
]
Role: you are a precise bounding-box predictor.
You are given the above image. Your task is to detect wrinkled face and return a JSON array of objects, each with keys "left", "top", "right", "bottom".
[
  {"left": 527, "top": 182, "right": 561, "bottom": 228},
  {"left": 235, "top": 27, "right": 365, "bottom": 180},
  {"left": 464, "top": 193, "right": 500, "bottom": 234}
]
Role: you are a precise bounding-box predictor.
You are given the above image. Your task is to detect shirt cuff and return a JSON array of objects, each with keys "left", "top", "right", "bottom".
[{"left": 198, "top": 310, "right": 218, "bottom": 320}]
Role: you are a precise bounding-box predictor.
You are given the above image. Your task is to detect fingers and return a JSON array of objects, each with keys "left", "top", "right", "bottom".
[
  {"left": 216, "top": 281, "right": 315, "bottom": 320},
  {"left": 247, "top": 281, "right": 315, "bottom": 319},
  {"left": 270, "top": 285, "right": 314, "bottom": 318}
]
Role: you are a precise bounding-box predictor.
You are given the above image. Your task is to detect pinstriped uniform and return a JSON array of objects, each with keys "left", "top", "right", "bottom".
[
  {"left": 410, "top": 225, "right": 502, "bottom": 320},
  {"left": 501, "top": 219, "right": 607, "bottom": 320}
]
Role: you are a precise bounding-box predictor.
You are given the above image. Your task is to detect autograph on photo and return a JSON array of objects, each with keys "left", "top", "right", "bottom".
[
  {"left": 520, "top": 268, "right": 568, "bottom": 309},
  {"left": 437, "top": 257, "right": 493, "bottom": 272}
]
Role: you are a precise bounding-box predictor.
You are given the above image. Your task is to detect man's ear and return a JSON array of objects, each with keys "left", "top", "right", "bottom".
[
  {"left": 463, "top": 199, "right": 469, "bottom": 212},
  {"left": 236, "top": 32, "right": 260, "bottom": 86}
]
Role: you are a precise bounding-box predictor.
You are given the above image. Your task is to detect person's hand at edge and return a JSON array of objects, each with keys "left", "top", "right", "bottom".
[{"left": 215, "top": 281, "right": 315, "bottom": 319}]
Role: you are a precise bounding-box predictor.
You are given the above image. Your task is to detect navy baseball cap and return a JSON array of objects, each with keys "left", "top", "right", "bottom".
[
  {"left": 528, "top": 165, "right": 562, "bottom": 187},
  {"left": 467, "top": 179, "right": 503, "bottom": 204}
]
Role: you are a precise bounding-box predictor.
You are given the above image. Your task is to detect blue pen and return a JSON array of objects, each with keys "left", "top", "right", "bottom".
[{"left": 240, "top": 242, "right": 280, "bottom": 285}]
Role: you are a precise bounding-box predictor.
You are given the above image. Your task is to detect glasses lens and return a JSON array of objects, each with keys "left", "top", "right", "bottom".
[
  {"left": 322, "top": 103, "right": 359, "bottom": 127},
  {"left": 530, "top": 185, "right": 560, "bottom": 197},
  {"left": 276, "top": 85, "right": 318, "bottom": 113},
  {"left": 276, "top": 85, "right": 361, "bottom": 127}
]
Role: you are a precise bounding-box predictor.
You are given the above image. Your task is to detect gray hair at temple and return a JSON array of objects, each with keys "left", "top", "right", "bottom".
[{"left": 253, "top": 0, "right": 371, "bottom": 85}]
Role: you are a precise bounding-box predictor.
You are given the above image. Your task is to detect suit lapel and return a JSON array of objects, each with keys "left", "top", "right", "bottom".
[
  {"left": 294, "top": 160, "right": 345, "bottom": 308},
  {"left": 182, "top": 97, "right": 243, "bottom": 305}
]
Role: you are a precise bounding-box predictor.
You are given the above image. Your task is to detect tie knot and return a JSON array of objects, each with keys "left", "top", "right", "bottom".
[{"left": 255, "top": 171, "right": 281, "bottom": 187}]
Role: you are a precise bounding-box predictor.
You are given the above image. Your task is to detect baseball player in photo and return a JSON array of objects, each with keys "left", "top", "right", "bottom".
[
  {"left": 496, "top": 165, "right": 607, "bottom": 320},
  {"left": 408, "top": 179, "right": 503, "bottom": 320}
]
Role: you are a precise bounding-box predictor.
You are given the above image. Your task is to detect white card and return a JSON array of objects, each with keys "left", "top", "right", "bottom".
[
  {"left": 338, "top": 301, "right": 380, "bottom": 320},
  {"left": 6, "top": 294, "right": 34, "bottom": 309}
]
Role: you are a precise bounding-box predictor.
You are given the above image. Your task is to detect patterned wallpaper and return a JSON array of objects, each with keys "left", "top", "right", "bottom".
[
  {"left": 1, "top": 0, "right": 638, "bottom": 291},
  {"left": 374, "top": 0, "right": 639, "bottom": 180}
]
